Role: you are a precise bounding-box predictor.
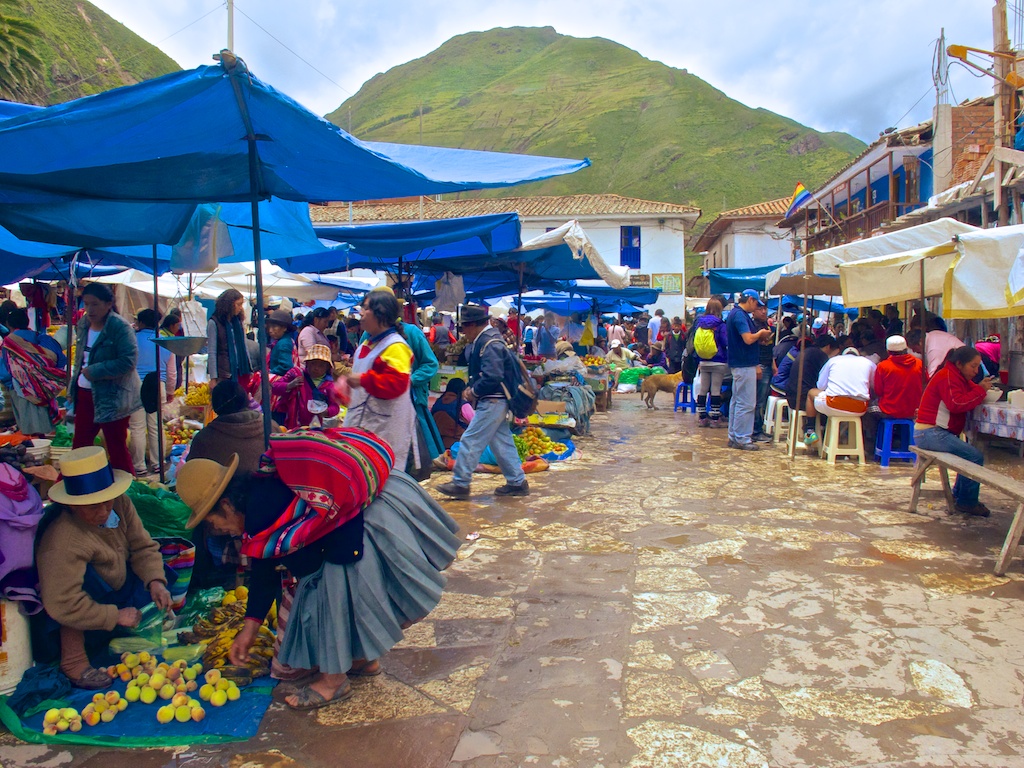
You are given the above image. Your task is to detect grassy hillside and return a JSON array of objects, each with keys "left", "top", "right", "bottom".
[
  {"left": 18, "top": 0, "right": 179, "bottom": 105},
  {"left": 329, "top": 27, "right": 865, "bottom": 218}
]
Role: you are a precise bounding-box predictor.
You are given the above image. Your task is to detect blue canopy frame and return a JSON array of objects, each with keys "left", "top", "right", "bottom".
[
  {"left": 707, "top": 264, "right": 787, "bottom": 295},
  {"left": 0, "top": 54, "right": 591, "bottom": 440}
]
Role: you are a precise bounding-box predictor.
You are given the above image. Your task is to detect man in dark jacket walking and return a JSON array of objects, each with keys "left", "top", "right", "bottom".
[
  {"left": 437, "top": 305, "right": 529, "bottom": 499},
  {"left": 664, "top": 318, "right": 686, "bottom": 374}
]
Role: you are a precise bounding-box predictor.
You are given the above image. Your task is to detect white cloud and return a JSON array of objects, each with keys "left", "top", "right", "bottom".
[{"left": 87, "top": 0, "right": 997, "bottom": 141}]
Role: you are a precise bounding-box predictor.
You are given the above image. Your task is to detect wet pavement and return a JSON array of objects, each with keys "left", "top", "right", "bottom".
[{"left": 4, "top": 395, "right": 1024, "bottom": 767}]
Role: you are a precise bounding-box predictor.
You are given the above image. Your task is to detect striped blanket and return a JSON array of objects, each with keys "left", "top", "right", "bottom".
[
  {"left": 241, "top": 426, "right": 394, "bottom": 560},
  {"left": 0, "top": 333, "right": 65, "bottom": 422}
]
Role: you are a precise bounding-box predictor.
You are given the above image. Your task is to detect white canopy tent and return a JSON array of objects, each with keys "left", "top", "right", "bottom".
[{"left": 766, "top": 217, "right": 980, "bottom": 297}]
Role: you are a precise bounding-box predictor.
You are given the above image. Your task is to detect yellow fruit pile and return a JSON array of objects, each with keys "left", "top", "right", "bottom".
[
  {"left": 581, "top": 355, "right": 606, "bottom": 367},
  {"left": 518, "top": 427, "right": 568, "bottom": 457},
  {"left": 80, "top": 691, "right": 127, "bottom": 727},
  {"left": 42, "top": 706, "right": 83, "bottom": 735},
  {"left": 103, "top": 653, "right": 204, "bottom": 708},
  {"left": 166, "top": 422, "right": 199, "bottom": 445},
  {"left": 184, "top": 383, "right": 211, "bottom": 406},
  {"left": 196, "top": 668, "right": 241, "bottom": 709}
]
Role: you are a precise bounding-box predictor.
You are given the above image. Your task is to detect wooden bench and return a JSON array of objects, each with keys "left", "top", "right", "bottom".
[{"left": 909, "top": 447, "right": 1024, "bottom": 575}]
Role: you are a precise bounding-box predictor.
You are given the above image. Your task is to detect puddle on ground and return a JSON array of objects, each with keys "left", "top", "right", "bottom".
[
  {"left": 626, "top": 720, "right": 769, "bottom": 768},
  {"left": 917, "top": 572, "right": 1011, "bottom": 595},
  {"left": 769, "top": 684, "right": 953, "bottom": 725},
  {"left": 450, "top": 730, "right": 503, "bottom": 762},
  {"left": 909, "top": 659, "right": 975, "bottom": 709},
  {"left": 871, "top": 540, "right": 951, "bottom": 561},
  {"left": 228, "top": 750, "right": 301, "bottom": 768},
  {"left": 632, "top": 591, "right": 729, "bottom": 633}
]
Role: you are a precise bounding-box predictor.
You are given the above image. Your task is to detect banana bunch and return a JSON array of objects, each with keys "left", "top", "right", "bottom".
[
  {"left": 201, "top": 624, "right": 273, "bottom": 677},
  {"left": 184, "top": 383, "right": 211, "bottom": 406},
  {"left": 178, "top": 592, "right": 274, "bottom": 677}
]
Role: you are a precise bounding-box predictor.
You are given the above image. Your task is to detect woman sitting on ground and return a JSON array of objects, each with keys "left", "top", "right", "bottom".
[
  {"left": 431, "top": 378, "right": 475, "bottom": 449},
  {"left": 37, "top": 447, "right": 171, "bottom": 689},
  {"left": 914, "top": 346, "right": 995, "bottom": 517}
]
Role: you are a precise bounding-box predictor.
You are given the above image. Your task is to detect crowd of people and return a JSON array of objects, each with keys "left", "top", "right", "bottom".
[{"left": 0, "top": 281, "right": 1011, "bottom": 712}]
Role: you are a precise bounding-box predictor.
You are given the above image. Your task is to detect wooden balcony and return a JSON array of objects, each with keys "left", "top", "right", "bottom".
[{"left": 804, "top": 199, "right": 925, "bottom": 254}]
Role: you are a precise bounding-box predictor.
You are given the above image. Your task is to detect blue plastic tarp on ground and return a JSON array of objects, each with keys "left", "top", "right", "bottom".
[
  {"left": 0, "top": 61, "right": 589, "bottom": 248},
  {"left": 707, "top": 264, "right": 788, "bottom": 295}
]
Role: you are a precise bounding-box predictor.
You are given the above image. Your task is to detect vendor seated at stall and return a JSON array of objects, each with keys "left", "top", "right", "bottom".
[
  {"left": 645, "top": 342, "right": 667, "bottom": 369},
  {"left": 36, "top": 447, "right": 172, "bottom": 689},
  {"left": 431, "top": 378, "right": 475, "bottom": 449},
  {"left": 554, "top": 340, "right": 577, "bottom": 361},
  {"left": 605, "top": 339, "right": 637, "bottom": 366}
]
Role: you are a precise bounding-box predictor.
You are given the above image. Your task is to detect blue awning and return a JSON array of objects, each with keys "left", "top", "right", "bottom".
[
  {"left": 0, "top": 59, "right": 589, "bottom": 248},
  {"left": 707, "top": 264, "right": 788, "bottom": 295},
  {"left": 766, "top": 295, "right": 858, "bottom": 317},
  {"left": 277, "top": 213, "right": 522, "bottom": 273}
]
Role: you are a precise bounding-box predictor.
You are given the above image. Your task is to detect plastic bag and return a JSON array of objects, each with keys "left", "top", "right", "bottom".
[
  {"left": 127, "top": 481, "right": 193, "bottom": 541},
  {"left": 174, "top": 587, "right": 226, "bottom": 628}
]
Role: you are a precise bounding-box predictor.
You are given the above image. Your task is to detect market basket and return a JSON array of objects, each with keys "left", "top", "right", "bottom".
[{"left": 155, "top": 537, "right": 195, "bottom": 611}]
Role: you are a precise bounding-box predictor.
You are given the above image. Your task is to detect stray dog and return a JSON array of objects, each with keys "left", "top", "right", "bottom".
[{"left": 640, "top": 371, "right": 683, "bottom": 409}]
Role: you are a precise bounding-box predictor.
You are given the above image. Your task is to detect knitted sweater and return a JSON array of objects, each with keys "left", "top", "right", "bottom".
[
  {"left": 187, "top": 410, "right": 266, "bottom": 475},
  {"left": 37, "top": 495, "right": 165, "bottom": 632}
]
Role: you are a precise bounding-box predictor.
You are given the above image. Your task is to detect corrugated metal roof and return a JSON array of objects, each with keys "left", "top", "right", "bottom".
[
  {"left": 691, "top": 197, "right": 790, "bottom": 252},
  {"left": 310, "top": 194, "right": 700, "bottom": 224}
]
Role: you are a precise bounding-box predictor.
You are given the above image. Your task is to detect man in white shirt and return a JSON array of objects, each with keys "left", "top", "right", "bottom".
[{"left": 808, "top": 347, "right": 876, "bottom": 418}]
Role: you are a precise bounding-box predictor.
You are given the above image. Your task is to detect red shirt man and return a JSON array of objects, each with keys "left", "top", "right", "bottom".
[{"left": 873, "top": 335, "right": 924, "bottom": 419}]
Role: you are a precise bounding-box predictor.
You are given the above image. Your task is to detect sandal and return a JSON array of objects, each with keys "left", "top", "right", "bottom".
[
  {"left": 69, "top": 667, "right": 112, "bottom": 690},
  {"left": 286, "top": 682, "right": 353, "bottom": 711},
  {"left": 275, "top": 670, "right": 322, "bottom": 696},
  {"left": 347, "top": 660, "right": 381, "bottom": 677}
]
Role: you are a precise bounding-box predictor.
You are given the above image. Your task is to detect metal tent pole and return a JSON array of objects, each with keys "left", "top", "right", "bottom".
[
  {"left": 152, "top": 245, "right": 165, "bottom": 483},
  {"left": 920, "top": 260, "right": 928, "bottom": 384},
  {"left": 226, "top": 54, "right": 272, "bottom": 445}
]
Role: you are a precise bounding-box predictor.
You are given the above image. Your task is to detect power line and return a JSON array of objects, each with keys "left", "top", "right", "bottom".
[
  {"left": 232, "top": 1, "right": 352, "bottom": 98},
  {"left": 45, "top": 2, "right": 226, "bottom": 101}
]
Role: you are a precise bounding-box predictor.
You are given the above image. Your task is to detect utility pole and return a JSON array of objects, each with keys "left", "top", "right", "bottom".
[
  {"left": 994, "top": 0, "right": 1011, "bottom": 226},
  {"left": 227, "top": 0, "right": 234, "bottom": 51}
]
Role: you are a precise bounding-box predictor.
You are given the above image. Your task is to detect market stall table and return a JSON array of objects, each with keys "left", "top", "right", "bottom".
[{"left": 967, "top": 402, "right": 1024, "bottom": 458}]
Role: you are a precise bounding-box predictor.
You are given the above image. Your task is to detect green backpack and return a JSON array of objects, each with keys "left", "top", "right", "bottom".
[{"left": 693, "top": 327, "right": 719, "bottom": 360}]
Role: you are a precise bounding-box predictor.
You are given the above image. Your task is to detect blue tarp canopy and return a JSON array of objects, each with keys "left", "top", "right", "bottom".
[
  {"left": 519, "top": 286, "right": 660, "bottom": 315},
  {"left": 707, "top": 264, "right": 787, "bottom": 295},
  {"left": 767, "top": 295, "right": 858, "bottom": 317},
  {"left": 0, "top": 59, "right": 589, "bottom": 248},
  {"left": 0, "top": 200, "right": 348, "bottom": 285},
  {"left": 276, "top": 213, "right": 522, "bottom": 273}
]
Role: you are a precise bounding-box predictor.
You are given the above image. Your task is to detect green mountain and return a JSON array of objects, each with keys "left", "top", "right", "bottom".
[
  {"left": 13, "top": 0, "right": 179, "bottom": 105},
  {"left": 328, "top": 27, "right": 865, "bottom": 217}
]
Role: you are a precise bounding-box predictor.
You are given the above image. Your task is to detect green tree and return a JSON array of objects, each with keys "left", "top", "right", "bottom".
[{"left": 0, "top": 0, "right": 44, "bottom": 102}]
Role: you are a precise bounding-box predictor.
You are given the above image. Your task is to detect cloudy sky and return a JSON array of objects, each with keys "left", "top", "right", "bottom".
[{"left": 89, "top": 0, "right": 998, "bottom": 142}]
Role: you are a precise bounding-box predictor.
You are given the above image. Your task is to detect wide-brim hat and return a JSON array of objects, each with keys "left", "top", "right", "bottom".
[
  {"left": 177, "top": 454, "right": 240, "bottom": 529},
  {"left": 461, "top": 304, "right": 490, "bottom": 324},
  {"left": 266, "top": 309, "right": 294, "bottom": 328},
  {"left": 305, "top": 344, "right": 332, "bottom": 364},
  {"left": 48, "top": 446, "right": 133, "bottom": 506},
  {"left": 555, "top": 340, "right": 576, "bottom": 357}
]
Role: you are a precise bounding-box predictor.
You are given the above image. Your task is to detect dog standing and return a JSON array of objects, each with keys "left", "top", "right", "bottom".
[{"left": 640, "top": 371, "right": 683, "bottom": 409}]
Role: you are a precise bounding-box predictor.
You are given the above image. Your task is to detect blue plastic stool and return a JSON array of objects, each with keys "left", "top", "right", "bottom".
[
  {"left": 674, "top": 381, "right": 697, "bottom": 413},
  {"left": 874, "top": 418, "right": 916, "bottom": 467}
]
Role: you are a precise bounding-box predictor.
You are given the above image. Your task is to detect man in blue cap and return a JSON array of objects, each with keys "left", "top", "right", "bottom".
[{"left": 726, "top": 290, "right": 774, "bottom": 450}]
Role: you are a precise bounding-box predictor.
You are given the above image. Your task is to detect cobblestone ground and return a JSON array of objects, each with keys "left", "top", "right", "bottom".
[{"left": 4, "top": 394, "right": 1024, "bottom": 767}]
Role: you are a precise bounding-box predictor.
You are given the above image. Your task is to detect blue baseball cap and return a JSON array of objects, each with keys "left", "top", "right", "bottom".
[{"left": 741, "top": 289, "right": 766, "bottom": 306}]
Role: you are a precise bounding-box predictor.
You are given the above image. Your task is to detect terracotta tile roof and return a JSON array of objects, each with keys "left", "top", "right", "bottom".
[
  {"left": 310, "top": 194, "right": 700, "bottom": 224},
  {"left": 691, "top": 197, "right": 790, "bottom": 252}
]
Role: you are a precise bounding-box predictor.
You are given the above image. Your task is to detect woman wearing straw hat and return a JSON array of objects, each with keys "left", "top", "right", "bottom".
[
  {"left": 175, "top": 428, "right": 460, "bottom": 711},
  {"left": 36, "top": 447, "right": 172, "bottom": 689}
]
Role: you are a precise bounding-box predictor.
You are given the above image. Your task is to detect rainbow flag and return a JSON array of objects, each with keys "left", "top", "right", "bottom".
[{"left": 785, "top": 183, "right": 813, "bottom": 218}]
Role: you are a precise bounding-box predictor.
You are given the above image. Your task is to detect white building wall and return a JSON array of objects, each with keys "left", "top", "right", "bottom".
[
  {"left": 524, "top": 216, "right": 689, "bottom": 319},
  {"left": 730, "top": 229, "right": 792, "bottom": 270}
]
